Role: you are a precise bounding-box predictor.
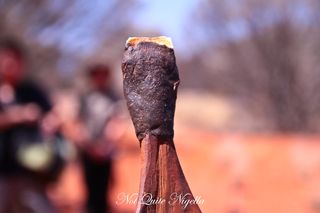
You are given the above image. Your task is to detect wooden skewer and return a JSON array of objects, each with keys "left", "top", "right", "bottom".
[{"left": 122, "top": 36, "right": 201, "bottom": 213}]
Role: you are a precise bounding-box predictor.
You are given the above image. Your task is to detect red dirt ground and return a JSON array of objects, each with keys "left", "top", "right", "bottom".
[{"left": 49, "top": 125, "right": 320, "bottom": 213}]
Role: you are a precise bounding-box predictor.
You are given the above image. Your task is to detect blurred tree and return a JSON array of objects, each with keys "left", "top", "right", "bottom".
[
  {"left": 0, "top": 0, "right": 136, "bottom": 87},
  {"left": 188, "top": 0, "right": 320, "bottom": 132}
]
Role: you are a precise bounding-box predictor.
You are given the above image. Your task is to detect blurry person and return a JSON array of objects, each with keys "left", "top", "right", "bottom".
[
  {"left": 0, "top": 37, "right": 61, "bottom": 213},
  {"left": 76, "top": 64, "right": 120, "bottom": 213}
]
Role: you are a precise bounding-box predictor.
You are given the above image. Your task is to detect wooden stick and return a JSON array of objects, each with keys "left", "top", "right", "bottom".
[{"left": 122, "top": 36, "right": 201, "bottom": 213}]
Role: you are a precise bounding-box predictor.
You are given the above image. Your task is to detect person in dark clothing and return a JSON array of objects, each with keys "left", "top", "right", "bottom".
[
  {"left": 0, "top": 37, "right": 58, "bottom": 213},
  {"left": 0, "top": 82, "right": 52, "bottom": 173},
  {"left": 77, "top": 64, "right": 119, "bottom": 213}
]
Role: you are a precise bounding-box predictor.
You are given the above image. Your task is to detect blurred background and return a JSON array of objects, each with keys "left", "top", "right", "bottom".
[{"left": 1, "top": 0, "right": 320, "bottom": 212}]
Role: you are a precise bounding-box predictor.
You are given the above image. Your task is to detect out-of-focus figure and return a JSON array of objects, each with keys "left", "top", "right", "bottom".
[
  {"left": 76, "top": 64, "right": 120, "bottom": 213},
  {"left": 0, "top": 37, "right": 63, "bottom": 213}
]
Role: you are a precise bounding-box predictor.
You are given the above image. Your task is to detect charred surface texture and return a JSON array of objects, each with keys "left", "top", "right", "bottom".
[
  {"left": 122, "top": 38, "right": 201, "bottom": 213},
  {"left": 122, "top": 42, "right": 179, "bottom": 142}
]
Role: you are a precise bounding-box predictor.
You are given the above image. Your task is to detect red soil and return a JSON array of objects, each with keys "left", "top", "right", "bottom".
[{"left": 50, "top": 126, "right": 320, "bottom": 213}]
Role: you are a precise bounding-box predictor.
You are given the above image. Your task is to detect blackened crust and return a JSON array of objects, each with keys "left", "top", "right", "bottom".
[{"left": 122, "top": 41, "right": 180, "bottom": 141}]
